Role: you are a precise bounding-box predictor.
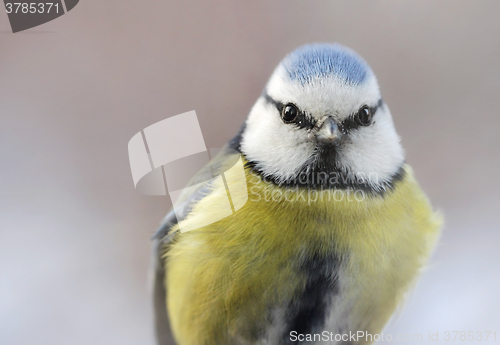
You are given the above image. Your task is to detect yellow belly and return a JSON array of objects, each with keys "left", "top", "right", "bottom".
[{"left": 163, "top": 164, "right": 442, "bottom": 345}]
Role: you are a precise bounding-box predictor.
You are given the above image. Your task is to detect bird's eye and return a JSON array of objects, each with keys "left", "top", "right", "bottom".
[
  {"left": 282, "top": 104, "right": 299, "bottom": 123},
  {"left": 355, "top": 106, "right": 372, "bottom": 126}
]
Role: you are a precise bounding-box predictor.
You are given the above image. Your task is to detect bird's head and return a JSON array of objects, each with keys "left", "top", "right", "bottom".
[{"left": 240, "top": 43, "right": 405, "bottom": 193}]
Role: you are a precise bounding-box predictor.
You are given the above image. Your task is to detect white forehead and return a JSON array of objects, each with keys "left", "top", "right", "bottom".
[{"left": 266, "top": 64, "right": 381, "bottom": 120}]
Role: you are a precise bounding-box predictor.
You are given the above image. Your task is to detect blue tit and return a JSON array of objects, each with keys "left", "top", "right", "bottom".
[{"left": 152, "top": 43, "right": 442, "bottom": 345}]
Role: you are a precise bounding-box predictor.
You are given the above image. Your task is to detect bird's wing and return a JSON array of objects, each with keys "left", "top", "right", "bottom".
[{"left": 151, "top": 127, "right": 245, "bottom": 345}]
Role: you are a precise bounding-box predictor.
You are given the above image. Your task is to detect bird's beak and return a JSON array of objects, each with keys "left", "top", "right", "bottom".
[{"left": 315, "top": 116, "right": 340, "bottom": 144}]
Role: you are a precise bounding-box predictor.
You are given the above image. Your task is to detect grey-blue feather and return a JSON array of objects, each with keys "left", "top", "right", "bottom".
[{"left": 282, "top": 43, "right": 371, "bottom": 85}]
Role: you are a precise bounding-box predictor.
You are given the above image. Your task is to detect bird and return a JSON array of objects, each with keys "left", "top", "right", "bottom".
[{"left": 151, "top": 43, "right": 442, "bottom": 345}]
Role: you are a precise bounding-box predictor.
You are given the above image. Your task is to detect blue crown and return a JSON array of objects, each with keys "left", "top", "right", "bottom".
[{"left": 282, "top": 43, "right": 370, "bottom": 85}]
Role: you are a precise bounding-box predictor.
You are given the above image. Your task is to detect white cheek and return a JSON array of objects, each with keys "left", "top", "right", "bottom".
[
  {"left": 338, "top": 108, "right": 405, "bottom": 185},
  {"left": 241, "top": 98, "right": 314, "bottom": 181}
]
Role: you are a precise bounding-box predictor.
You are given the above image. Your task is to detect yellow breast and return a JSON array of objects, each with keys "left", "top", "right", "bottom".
[{"left": 163, "top": 163, "right": 442, "bottom": 345}]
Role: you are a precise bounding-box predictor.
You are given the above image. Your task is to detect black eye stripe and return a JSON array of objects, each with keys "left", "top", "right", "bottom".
[
  {"left": 340, "top": 99, "right": 383, "bottom": 133},
  {"left": 262, "top": 91, "right": 316, "bottom": 130},
  {"left": 262, "top": 90, "right": 383, "bottom": 133}
]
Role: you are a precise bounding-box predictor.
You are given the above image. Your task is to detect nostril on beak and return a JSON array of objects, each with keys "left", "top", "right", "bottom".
[{"left": 316, "top": 116, "right": 340, "bottom": 142}]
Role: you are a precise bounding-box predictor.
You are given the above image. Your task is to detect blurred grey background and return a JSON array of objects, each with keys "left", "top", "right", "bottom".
[{"left": 1, "top": 1, "right": 499, "bottom": 344}]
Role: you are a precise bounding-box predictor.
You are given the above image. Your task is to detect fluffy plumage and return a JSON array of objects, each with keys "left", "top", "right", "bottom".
[{"left": 152, "top": 43, "right": 442, "bottom": 345}]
